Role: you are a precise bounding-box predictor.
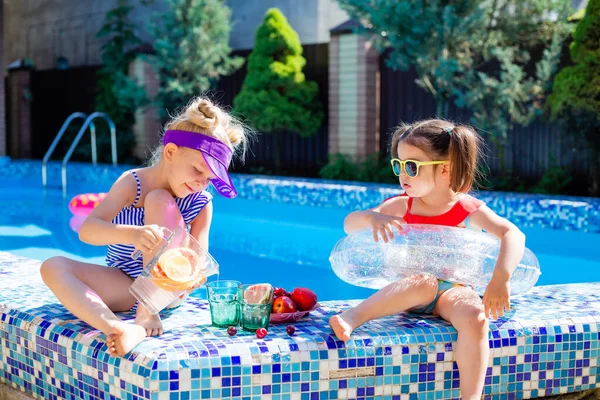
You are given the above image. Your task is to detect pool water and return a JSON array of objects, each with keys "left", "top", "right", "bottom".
[{"left": 1, "top": 176, "right": 599, "bottom": 302}]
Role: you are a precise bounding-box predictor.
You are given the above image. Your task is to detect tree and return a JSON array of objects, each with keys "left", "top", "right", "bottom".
[
  {"left": 95, "top": 0, "right": 148, "bottom": 163},
  {"left": 335, "top": 0, "right": 571, "bottom": 151},
  {"left": 233, "top": 8, "right": 323, "bottom": 172},
  {"left": 150, "top": 0, "right": 243, "bottom": 120},
  {"left": 547, "top": 0, "right": 600, "bottom": 195}
]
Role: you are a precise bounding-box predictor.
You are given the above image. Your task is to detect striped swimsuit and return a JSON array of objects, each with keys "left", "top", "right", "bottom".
[{"left": 106, "top": 170, "right": 212, "bottom": 279}]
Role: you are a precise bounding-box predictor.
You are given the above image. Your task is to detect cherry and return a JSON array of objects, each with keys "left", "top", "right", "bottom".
[
  {"left": 286, "top": 325, "right": 296, "bottom": 335},
  {"left": 256, "top": 328, "right": 268, "bottom": 339},
  {"left": 227, "top": 326, "right": 237, "bottom": 336}
]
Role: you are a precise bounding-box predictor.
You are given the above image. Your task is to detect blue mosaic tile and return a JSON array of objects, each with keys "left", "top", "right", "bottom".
[{"left": 0, "top": 252, "right": 599, "bottom": 399}]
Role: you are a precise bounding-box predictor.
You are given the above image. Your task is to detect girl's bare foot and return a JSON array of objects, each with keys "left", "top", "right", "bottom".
[
  {"left": 135, "top": 310, "right": 164, "bottom": 336},
  {"left": 106, "top": 323, "right": 147, "bottom": 356},
  {"left": 329, "top": 313, "right": 355, "bottom": 342}
]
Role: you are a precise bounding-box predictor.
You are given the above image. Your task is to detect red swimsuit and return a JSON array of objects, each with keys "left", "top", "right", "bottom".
[{"left": 385, "top": 194, "right": 483, "bottom": 227}]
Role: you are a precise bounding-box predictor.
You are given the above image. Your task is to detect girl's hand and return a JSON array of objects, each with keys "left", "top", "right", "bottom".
[
  {"left": 132, "top": 225, "right": 168, "bottom": 256},
  {"left": 482, "top": 278, "right": 511, "bottom": 320},
  {"left": 368, "top": 212, "right": 405, "bottom": 243}
]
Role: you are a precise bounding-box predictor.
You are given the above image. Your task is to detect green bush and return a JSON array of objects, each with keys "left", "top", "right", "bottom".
[
  {"left": 319, "top": 154, "right": 397, "bottom": 184},
  {"left": 483, "top": 171, "right": 529, "bottom": 193},
  {"left": 531, "top": 158, "right": 573, "bottom": 195},
  {"left": 150, "top": 0, "right": 242, "bottom": 120},
  {"left": 233, "top": 8, "right": 323, "bottom": 171},
  {"left": 93, "top": 0, "right": 148, "bottom": 164},
  {"left": 319, "top": 154, "right": 360, "bottom": 182},
  {"left": 335, "top": 0, "right": 571, "bottom": 154},
  {"left": 547, "top": 0, "right": 600, "bottom": 195}
]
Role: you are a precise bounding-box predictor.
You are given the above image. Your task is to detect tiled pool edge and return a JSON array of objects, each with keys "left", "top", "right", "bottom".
[
  {"left": 2, "top": 159, "right": 600, "bottom": 233},
  {"left": 1, "top": 253, "right": 599, "bottom": 400}
]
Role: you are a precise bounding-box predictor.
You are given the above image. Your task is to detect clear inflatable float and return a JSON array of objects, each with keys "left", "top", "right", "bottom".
[{"left": 329, "top": 225, "right": 541, "bottom": 295}]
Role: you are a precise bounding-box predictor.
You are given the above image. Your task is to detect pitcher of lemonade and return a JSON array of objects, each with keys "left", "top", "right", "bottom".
[{"left": 129, "top": 225, "right": 219, "bottom": 314}]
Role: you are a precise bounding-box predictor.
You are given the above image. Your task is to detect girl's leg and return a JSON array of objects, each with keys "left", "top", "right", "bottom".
[
  {"left": 40, "top": 257, "right": 146, "bottom": 356},
  {"left": 135, "top": 189, "right": 187, "bottom": 336},
  {"left": 434, "top": 287, "right": 489, "bottom": 400},
  {"left": 330, "top": 274, "right": 439, "bottom": 342}
]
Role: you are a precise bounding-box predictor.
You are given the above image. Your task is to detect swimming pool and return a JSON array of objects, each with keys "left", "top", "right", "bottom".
[
  {"left": 1, "top": 161, "right": 600, "bottom": 303},
  {"left": 0, "top": 175, "right": 376, "bottom": 301}
]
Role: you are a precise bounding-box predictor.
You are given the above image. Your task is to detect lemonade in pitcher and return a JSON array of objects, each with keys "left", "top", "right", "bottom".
[{"left": 130, "top": 226, "right": 219, "bottom": 314}]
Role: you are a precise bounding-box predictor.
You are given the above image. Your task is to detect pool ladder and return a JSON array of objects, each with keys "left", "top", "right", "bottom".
[{"left": 42, "top": 112, "right": 117, "bottom": 196}]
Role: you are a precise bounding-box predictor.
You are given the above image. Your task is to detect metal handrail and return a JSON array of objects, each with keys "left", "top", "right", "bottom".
[
  {"left": 42, "top": 112, "right": 95, "bottom": 186},
  {"left": 61, "top": 112, "right": 117, "bottom": 196}
]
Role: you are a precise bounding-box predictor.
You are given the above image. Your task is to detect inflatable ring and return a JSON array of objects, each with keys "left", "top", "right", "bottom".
[
  {"left": 68, "top": 193, "right": 107, "bottom": 217},
  {"left": 329, "top": 225, "right": 541, "bottom": 296}
]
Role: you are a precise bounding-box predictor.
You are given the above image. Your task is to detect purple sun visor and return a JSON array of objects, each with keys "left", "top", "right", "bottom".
[{"left": 163, "top": 130, "right": 237, "bottom": 198}]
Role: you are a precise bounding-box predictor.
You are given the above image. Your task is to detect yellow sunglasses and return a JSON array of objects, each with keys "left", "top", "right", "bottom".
[{"left": 390, "top": 158, "right": 448, "bottom": 178}]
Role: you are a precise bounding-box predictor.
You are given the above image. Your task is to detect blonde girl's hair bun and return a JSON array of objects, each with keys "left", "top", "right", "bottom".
[{"left": 187, "top": 98, "right": 221, "bottom": 131}]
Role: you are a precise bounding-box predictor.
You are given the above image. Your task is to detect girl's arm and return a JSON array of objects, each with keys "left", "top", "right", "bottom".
[
  {"left": 344, "top": 197, "right": 407, "bottom": 242},
  {"left": 469, "top": 205, "right": 526, "bottom": 319},
  {"left": 343, "top": 210, "right": 378, "bottom": 234},
  {"left": 78, "top": 172, "right": 138, "bottom": 246},
  {"left": 189, "top": 200, "right": 213, "bottom": 251},
  {"left": 469, "top": 205, "right": 526, "bottom": 281}
]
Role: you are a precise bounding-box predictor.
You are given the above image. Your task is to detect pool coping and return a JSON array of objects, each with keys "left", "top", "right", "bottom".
[{"left": 1, "top": 252, "right": 599, "bottom": 400}]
